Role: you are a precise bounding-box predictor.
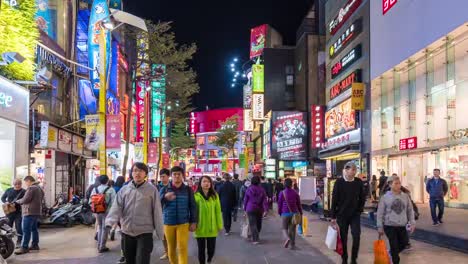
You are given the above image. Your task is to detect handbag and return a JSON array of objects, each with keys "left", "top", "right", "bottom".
[
  {"left": 2, "top": 189, "right": 24, "bottom": 215},
  {"left": 336, "top": 230, "right": 344, "bottom": 256},
  {"left": 374, "top": 239, "right": 391, "bottom": 264},
  {"left": 325, "top": 225, "right": 338, "bottom": 250},
  {"left": 283, "top": 191, "right": 302, "bottom": 225},
  {"left": 241, "top": 216, "right": 250, "bottom": 239}
]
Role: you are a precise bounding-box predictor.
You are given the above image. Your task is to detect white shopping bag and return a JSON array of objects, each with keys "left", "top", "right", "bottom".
[
  {"left": 325, "top": 225, "right": 338, "bottom": 250},
  {"left": 241, "top": 222, "right": 249, "bottom": 238}
]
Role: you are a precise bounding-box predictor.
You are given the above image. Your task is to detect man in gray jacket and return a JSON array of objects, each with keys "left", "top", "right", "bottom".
[
  {"left": 14, "top": 176, "right": 44, "bottom": 255},
  {"left": 377, "top": 175, "right": 415, "bottom": 264},
  {"left": 106, "top": 162, "right": 164, "bottom": 264}
]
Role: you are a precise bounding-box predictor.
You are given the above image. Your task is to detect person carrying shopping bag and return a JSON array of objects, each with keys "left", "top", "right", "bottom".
[
  {"left": 243, "top": 176, "right": 269, "bottom": 245},
  {"left": 377, "top": 175, "right": 416, "bottom": 264},
  {"left": 277, "top": 178, "right": 303, "bottom": 250},
  {"left": 194, "top": 176, "right": 223, "bottom": 264}
]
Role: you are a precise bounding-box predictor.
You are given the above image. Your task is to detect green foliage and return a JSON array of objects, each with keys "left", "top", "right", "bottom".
[
  {"left": 170, "top": 120, "right": 194, "bottom": 150},
  {"left": 0, "top": 0, "right": 39, "bottom": 80},
  {"left": 213, "top": 115, "right": 240, "bottom": 158}
]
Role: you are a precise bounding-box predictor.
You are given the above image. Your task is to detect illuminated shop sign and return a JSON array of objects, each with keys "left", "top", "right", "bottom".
[
  {"left": 252, "top": 94, "right": 264, "bottom": 120},
  {"left": 328, "top": 0, "right": 362, "bottom": 35},
  {"left": 243, "top": 109, "right": 254, "bottom": 132},
  {"left": 311, "top": 105, "right": 325, "bottom": 149},
  {"left": 399, "top": 136, "right": 417, "bottom": 150},
  {"left": 325, "top": 98, "right": 356, "bottom": 139},
  {"left": 321, "top": 129, "right": 360, "bottom": 150},
  {"left": 190, "top": 112, "right": 197, "bottom": 135},
  {"left": 250, "top": 25, "right": 267, "bottom": 59},
  {"left": 0, "top": 76, "right": 29, "bottom": 125},
  {"left": 252, "top": 64, "right": 265, "bottom": 93},
  {"left": 271, "top": 112, "right": 307, "bottom": 160},
  {"left": 330, "top": 70, "right": 361, "bottom": 100},
  {"left": 383, "top": 0, "right": 398, "bottom": 15},
  {"left": 329, "top": 18, "right": 362, "bottom": 59},
  {"left": 331, "top": 44, "right": 362, "bottom": 79}
]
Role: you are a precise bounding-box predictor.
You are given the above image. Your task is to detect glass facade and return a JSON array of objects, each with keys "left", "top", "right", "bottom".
[{"left": 371, "top": 26, "right": 468, "bottom": 208}]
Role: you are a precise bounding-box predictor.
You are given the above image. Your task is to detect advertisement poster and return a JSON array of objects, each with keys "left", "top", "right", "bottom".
[
  {"left": 47, "top": 126, "right": 58, "bottom": 149},
  {"left": 162, "top": 154, "right": 170, "bottom": 169},
  {"left": 147, "top": 143, "right": 158, "bottom": 164},
  {"left": 351, "top": 82, "right": 365, "bottom": 110},
  {"left": 88, "top": 0, "right": 111, "bottom": 93},
  {"left": 325, "top": 98, "right": 356, "bottom": 138},
  {"left": 106, "top": 114, "right": 121, "bottom": 149},
  {"left": 243, "top": 85, "right": 252, "bottom": 109},
  {"left": 135, "top": 80, "right": 145, "bottom": 142},
  {"left": 252, "top": 94, "right": 264, "bottom": 120},
  {"left": 39, "top": 121, "right": 49, "bottom": 148},
  {"left": 252, "top": 64, "right": 264, "bottom": 93},
  {"left": 134, "top": 142, "right": 144, "bottom": 162},
  {"left": 271, "top": 112, "right": 307, "bottom": 160},
  {"left": 250, "top": 24, "right": 267, "bottom": 59},
  {"left": 72, "top": 135, "right": 84, "bottom": 155},
  {"left": 85, "top": 114, "right": 100, "bottom": 151},
  {"left": 58, "top": 130, "right": 72, "bottom": 152},
  {"left": 35, "top": 0, "right": 55, "bottom": 40}
]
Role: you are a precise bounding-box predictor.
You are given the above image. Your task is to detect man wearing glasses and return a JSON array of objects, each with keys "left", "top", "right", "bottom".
[{"left": 331, "top": 162, "right": 366, "bottom": 264}]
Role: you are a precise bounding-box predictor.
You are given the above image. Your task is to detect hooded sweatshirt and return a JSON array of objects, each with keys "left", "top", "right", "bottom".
[
  {"left": 243, "top": 184, "right": 268, "bottom": 213},
  {"left": 194, "top": 192, "right": 223, "bottom": 238},
  {"left": 377, "top": 190, "right": 416, "bottom": 228}
]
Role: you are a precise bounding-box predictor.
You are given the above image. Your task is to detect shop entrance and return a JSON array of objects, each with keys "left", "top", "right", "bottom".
[{"left": 402, "top": 155, "right": 424, "bottom": 203}]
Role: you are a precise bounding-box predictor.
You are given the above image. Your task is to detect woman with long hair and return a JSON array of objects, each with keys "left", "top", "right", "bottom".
[
  {"left": 194, "top": 176, "right": 223, "bottom": 264},
  {"left": 243, "top": 176, "right": 268, "bottom": 244},
  {"left": 277, "top": 178, "right": 303, "bottom": 250}
]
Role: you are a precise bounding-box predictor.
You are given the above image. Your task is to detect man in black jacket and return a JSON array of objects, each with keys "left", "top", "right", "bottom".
[
  {"left": 331, "top": 162, "right": 366, "bottom": 264},
  {"left": 378, "top": 170, "right": 388, "bottom": 198},
  {"left": 231, "top": 174, "right": 243, "bottom": 222},
  {"left": 217, "top": 173, "right": 237, "bottom": 235},
  {"left": 1, "top": 179, "right": 25, "bottom": 246}
]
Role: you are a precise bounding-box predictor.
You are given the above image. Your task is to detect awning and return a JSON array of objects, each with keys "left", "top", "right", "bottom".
[{"left": 318, "top": 144, "right": 360, "bottom": 160}]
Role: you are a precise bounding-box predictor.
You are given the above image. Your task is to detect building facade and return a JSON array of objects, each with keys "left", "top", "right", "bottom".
[{"left": 370, "top": 0, "right": 468, "bottom": 208}]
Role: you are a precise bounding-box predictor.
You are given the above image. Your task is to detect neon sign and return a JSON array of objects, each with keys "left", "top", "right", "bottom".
[
  {"left": 329, "top": 18, "right": 362, "bottom": 59},
  {"left": 328, "top": 0, "right": 362, "bottom": 35},
  {"left": 331, "top": 44, "right": 362, "bottom": 79},
  {"left": 330, "top": 70, "right": 362, "bottom": 100}
]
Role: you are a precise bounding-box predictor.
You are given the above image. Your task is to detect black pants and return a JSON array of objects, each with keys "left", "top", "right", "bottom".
[
  {"left": 247, "top": 211, "right": 263, "bottom": 242},
  {"left": 384, "top": 226, "right": 408, "bottom": 264},
  {"left": 122, "top": 233, "right": 153, "bottom": 264},
  {"left": 232, "top": 207, "right": 238, "bottom": 222},
  {"left": 337, "top": 214, "right": 361, "bottom": 263},
  {"left": 7, "top": 213, "right": 22, "bottom": 243},
  {"left": 196, "top": 237, "right": 216, "bottom": 264},
  {"left": 222, "top": 209, "right": 232, "bottom": 233}
]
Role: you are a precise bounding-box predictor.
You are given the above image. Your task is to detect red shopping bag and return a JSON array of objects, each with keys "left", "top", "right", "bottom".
[
  {"left": 336, "top": 232, "right": 344, "bottom": 256},
  {"left": 374, "top": 239, "right": 391, "bottom": 264}
]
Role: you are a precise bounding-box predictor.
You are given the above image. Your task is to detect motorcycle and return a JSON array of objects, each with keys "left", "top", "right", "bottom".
[
  {"left": 0, "top": 217, "right": 15, "bottom": 260},
  {"left": 69, "top": 199, "right": 94, "bottom": 226}
]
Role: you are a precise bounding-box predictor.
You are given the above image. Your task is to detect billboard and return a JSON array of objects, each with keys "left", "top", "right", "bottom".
[
  {"left": 271, "top": 112, "right": 307, "bottom": 160},
  {"left": 250, "top": 25, "right": 267, "bottom": 59},
  {"left": 151, "top": 64, "right": 167, "bottom": 138},
  {"left": 135, "top": 80, "right": 145, "bottom": 142},
  {"left": 243, "top": 109, "right": 253, "bottom": 131},
  {"left": 88, "top": 0, "right": 111, "bottom": 93},
  {"left": 329, "top": 18, "right": 362, "bottom": 59},
  {"left": 325, "top": 98, "right": 356, "bottom": 139},
  {"left": 243, "top": 85, "right": 252, "bottom": 109},
  {"left": 252, "top": 94, "right": 264, "bottom": 120},
  {"left": 252, "top": 64, "right": 265, "bottom": 93}
]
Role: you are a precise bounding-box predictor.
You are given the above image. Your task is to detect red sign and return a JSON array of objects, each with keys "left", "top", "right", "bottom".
[
  {"left": 311, "top": 105, "right": 325, "bottom": 149},
  {"left": 162, "top": 154, "right": 170, "bottom": 169},
  {"left": 190, "top": 112, "right": 197, "bottom": 135},
  {"left": 135, "top": 81, "right": 146, "bottom": 142},
  {"left": 383, "top": 0, "right": 398, "bottom": 15},
  {"left": 328, "top": 0, "right": 362, "bottom": 35},
  {"left": 330, "top": 70, "right": 362, "bottom": 100},
  {"left": 106, "top": 114, "right": 121, "bottom": 149},
  {"left": 399, "top": 137, "right": 417, "bottom": 150},
  {"left": 250, "top": 24, "right": 267, "bottom": 59},
  {"left": 147, "top": 143, "right": 158, "bottom": 164}
]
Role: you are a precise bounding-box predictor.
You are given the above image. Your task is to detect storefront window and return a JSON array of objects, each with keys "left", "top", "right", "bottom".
[{"left": 0, "top": 119, "right": 15, "bottom": 194}]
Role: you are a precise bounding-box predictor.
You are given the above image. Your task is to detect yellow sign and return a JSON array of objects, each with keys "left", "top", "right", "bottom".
[
  {"left": 351, "top": 82, "right": 365, "bottom": 110},
  {"left": 48, "top": 128, "right": 56, "bottom": 142},
  {"left": 99, "top": 30, "right": 107, "bottom": 175}
]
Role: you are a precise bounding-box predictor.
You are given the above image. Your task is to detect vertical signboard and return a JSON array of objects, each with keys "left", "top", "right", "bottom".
[
  {"left": 35, "top": 0, "right": 55, "bottom": 39},
  {"left": 135, "top": 81, "right": 145, "bottom": 142},
  {"left": 243, "top": 109, "right": 254, "bottom": 131},
  {"left": 58, "top": 130, "right": 72, "bottom": 152},
  {"left": 88, "top": 0, "right": 111, "bottom": 93},
  {"left": 151, "top": 64, "right": 167, "bottom": 138},
  {"left": 85, "top": 114, "right": 101, "bottom": 151},
  {"left": 351, "top": 82, "right": 365, "bottom": 110},
  {"left": 134, "top": 142, "right": 144, "bottom": 162},
  {"left": 106, "top": 114, "right": 121, "bottom": 149},
  {"left": 243, "top": 85, "right": 252, "bottom": 109},
  {"left": 311, "top": 105, "right": 325, "bottom": 149},
  {"left": 250, "top": 24, "right": 267, "bottom": 59},
  {"left": 147, "top": 143, "right": 158, "bottom": 164},
  {"left": 252, "top": 64, "right": 265, "bottom": 93},
  {"left": 190, "top": 112, "right": 197, "bottom": 135},
  {"left": 252, "top": 94, "right": 264, "bottom": 120},
  {"left": 271, "top": 112, "right": 307, "bottom": 160}
]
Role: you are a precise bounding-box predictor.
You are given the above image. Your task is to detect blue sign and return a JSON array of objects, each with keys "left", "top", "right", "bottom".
[
  {"left": 88, "top": 0, "right": 111, "bottom": 94},
  {"left": 292, "top": 161, "right": 308, "bottom": 168},
  {"left": 35, "top": 0, "right": 56, "bottom": 40},
  {"left": 78, "top": 79, "right": 97, "bottom": 119}
]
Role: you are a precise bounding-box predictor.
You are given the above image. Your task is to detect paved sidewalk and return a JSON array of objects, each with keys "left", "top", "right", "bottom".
[
  {"left": 8, "top": 213, "right": 332, "bottom": 264},
  {"left": 302, "top": 212, "right": 468, "bottom": 264}
]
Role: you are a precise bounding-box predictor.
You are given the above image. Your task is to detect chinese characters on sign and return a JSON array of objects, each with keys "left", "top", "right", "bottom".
[
  {"left": 331, "top": 44, "right": 362, "bottom": 79},
  {"left": 383, "top": 0, "right": 398, "bottom": 15},
  {"left": 106, "top": 114, "right": 121, "bottom": 149},
  {"left": 329, "top": 18, "right": 362, "bottom": 59},
  {"left": 252, "top": 64, "right": 265, "bottom": 93},
  {"left": 190, "top": 112, "right": 197, "bottom": 135},
  {"left": 250, "top": 25, "right": 267, "bottom": 59},
  {"left": 311, "top": 105, "right": 325, "bottom": 149},
  {"left": 328, "top": 0, "right": 362, "bottom": 35},
  {"left": 330, "top": 70, "right": 362, "bottom": 100},
  {"left": 399, "top": 137, "right": 417, "bottom": 150},
  {"left": 271, "top": 112, "right": 307, "bottom": 160},
  {"left": 244, "top": 109, "right": 254, "bottom": 131},
  {"left": 252, "top": 94, "right": 264, "bottom": 120},
  {"left": 135, "top": 81, "right": 145, "bottom": 142}
]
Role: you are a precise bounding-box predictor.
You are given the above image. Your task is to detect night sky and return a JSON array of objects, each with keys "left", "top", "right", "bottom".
[{"left": 125, "top": 0, "right": 312, "bottom": 110}]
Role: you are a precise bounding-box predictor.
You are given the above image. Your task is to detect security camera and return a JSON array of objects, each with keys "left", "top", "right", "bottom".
[
  {"left": 0, "top": 52, "right": 25, "bottom": 65},
  {"left": 35, "top": 67, "right": 53, "bottom": 83}
]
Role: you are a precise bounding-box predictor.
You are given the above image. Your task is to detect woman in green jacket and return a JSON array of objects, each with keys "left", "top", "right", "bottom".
[{"left": 194, "top": 176, "right": 223, "bottom": 264}]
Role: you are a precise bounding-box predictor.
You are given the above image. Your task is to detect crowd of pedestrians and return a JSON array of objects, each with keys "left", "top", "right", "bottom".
[{"left": 0, "top": 161, "right": 453, "bottom": 264}]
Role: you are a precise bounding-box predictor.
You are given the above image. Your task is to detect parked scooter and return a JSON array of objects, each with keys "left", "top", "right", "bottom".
[
  {"left": 69, "top": 199, "right": 94, "bottom": 226},
  {"left": 39, "top": 195, "right": 78, "bottom": 227},
  {"left": 0, "top": 217, "right": 15, "bottom": 260}
]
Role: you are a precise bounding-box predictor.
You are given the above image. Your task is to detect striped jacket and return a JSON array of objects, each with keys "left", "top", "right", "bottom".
[{"left": 160, "top": 183, "right": 197, "bottom": 225}]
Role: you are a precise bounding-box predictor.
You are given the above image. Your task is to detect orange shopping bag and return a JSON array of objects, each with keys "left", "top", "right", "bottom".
[{"left": 374, "top": 239, "right": 391, "bottom": 264}]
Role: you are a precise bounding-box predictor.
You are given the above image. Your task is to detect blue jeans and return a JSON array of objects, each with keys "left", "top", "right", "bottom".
[
  {"left": 429, "top": 198, "right": 444, "bottom": 224},
  {"left": 22, "top": 215, "right": 39, "bottom": 249}
]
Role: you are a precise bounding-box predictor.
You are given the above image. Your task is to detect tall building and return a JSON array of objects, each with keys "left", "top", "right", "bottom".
[{"left": 370, "top": 0, "right": 468, "bottom": 208}]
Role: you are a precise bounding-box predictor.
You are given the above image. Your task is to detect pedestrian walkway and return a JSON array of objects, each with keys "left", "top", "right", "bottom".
[
  {"left": 415, "top": 204, "right": 468, "bottom": 240},
  {"left": 302, "top": 212, "right": 468, "bottom": 263},
  {"left": 8, "top": 213, "right": 333, "bottom": 264}
]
